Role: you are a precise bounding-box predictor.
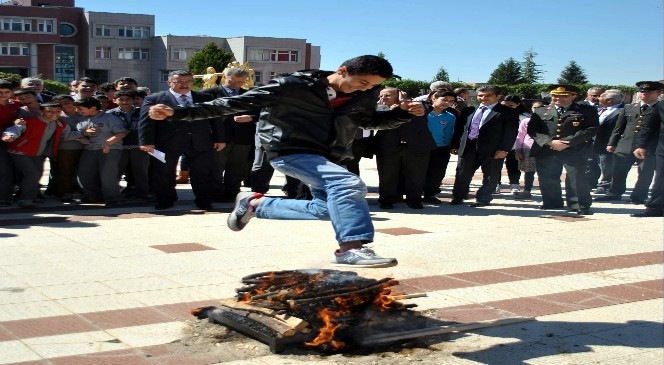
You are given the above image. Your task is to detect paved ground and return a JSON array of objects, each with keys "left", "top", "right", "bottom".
[{"left": 0, "top": 156, "right": 662, "bottom": 365}]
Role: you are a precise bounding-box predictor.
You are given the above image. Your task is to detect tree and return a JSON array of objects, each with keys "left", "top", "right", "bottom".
[
  {"left": 558, "top": 60, "right": 588, "bottom": 84},
  {"left": 521, "top": 48, "right": 544, "bottom": 84},
  {"left": 488, "top": 58, "right": 523, "bottom": 85},
  {"left": 432, "top": 66, "right": 450, "bottom": 82},
  {"left": 376, "top": 51, "right": 386, "bottom": 59},
  {"left": 187, "top": 42, "right": 235, "bottom": 82}
]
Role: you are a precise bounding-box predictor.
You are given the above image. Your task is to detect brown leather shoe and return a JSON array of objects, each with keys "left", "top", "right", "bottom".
[{"left": 175, "top": 171, "right": 189, "bottom": 184}]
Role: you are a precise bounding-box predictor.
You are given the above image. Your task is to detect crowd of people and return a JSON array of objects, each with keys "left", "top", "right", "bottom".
[{"left": 2, "top": 55, "right": 662, "bottom": 266}]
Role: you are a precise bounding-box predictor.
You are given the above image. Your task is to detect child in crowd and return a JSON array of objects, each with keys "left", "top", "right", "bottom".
[
  {"left": 75, "top": 97, "right": 128, "bottom": 207},
  {"left": 109, "top": 90, "right": 151, "bottom": 200},
  {"left": 0, "top": 79, "right": 22, "bottom": 207},
  {"left": 2, "top": 103, "right": 70, "bottom": 208},
  {"left": 513, "top": 100, "right": 545, "bottom": 199}
]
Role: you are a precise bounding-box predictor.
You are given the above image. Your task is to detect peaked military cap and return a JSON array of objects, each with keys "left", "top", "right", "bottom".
[
  {"left": 635, "top": 81, "right": 664, "bottom": 92},
  {"left": 548, "top": 84, "right": 580, "bottom": 95}
]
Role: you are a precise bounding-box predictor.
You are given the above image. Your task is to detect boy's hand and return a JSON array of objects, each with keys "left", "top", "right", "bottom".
[
  {"left": 400, "top": 101, "right": 425, "bottom": 116},
  {"left": 149, "top": 104, "right": 175, "bottom": 120}
]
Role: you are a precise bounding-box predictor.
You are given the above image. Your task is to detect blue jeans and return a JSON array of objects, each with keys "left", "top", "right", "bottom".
[{"left": 256, "top": 154, "right": 374, "bottom": 245}]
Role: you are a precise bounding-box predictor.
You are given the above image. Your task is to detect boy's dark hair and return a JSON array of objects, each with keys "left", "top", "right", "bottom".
[
  {"left": 52, "top": 94, "right": 74, "bottom": 102},
  {"left": 503, "top": 94, "right": 522, "bottom": 104},
  {"left": 73, "top": 96, "right": 102, "bottom": 109},
  {"left": 14, "top": 89, "right": 37, "bottom": 97},
  {"left": 433, "top": 91, "right": 457, "bottom": 99},
  {"left": 78, "top": 77, "right": 97, "bottom": 85},
  {"left": 99, "top": 82, "right": 116, "bottom": 92},
  {"left": 114, "top": 90, "right": 137, "bottom": 99},
  {"left": 134, "top": 89, "right": 147, "bottom": 98},
  {"left": 114, "top": 77, "right": 137, "bottom": 86},
  {"left": 40, "top": 102, "right": 62, "bottom": 110},
  {"left": 341, "top": 55, "right": 393, "bottom": 78},
  {"left": 0, "top": 79, "right": 16, "bottom": 90}
]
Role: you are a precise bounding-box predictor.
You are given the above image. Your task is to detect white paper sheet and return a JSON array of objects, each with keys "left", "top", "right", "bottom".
[{"left": 148, "top": 149, "right": 166, "bottom": 163}]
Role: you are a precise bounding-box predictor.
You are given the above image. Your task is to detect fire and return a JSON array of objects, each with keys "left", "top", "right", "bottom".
[
  {"left": 304, "top": 307, "right": 345, "bottom": 349},
  {"left": 373, "top": 288, "right": 395, "bottom": 310}
]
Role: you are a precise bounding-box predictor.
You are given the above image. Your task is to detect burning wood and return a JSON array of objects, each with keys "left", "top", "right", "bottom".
[{"left": 194, "top": 269, "right": 423, "bottom": 352}]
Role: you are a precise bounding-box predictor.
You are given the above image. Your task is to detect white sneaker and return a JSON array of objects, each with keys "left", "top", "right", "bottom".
[
  {"left": 332, "top": 247, "right": 398, "bottom": 268},
  {"left": 510, "top": 184, "right": 521, "bottom": 193}
]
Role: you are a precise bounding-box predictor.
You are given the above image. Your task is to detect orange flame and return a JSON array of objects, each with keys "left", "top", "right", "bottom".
[
  {"left": 304, "top": 307, "right": 345, "bottom": 349},
  {"left": 372, "top": 288, "right": 395, "bottom": 310}
]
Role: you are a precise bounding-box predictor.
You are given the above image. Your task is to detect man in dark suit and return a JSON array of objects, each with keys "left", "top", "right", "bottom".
[
  {"left": 201, "top": 66, "right": 259, "bottom": 201},
  {"left": 138, "top": 70, "right": 225, "bottom": 210},
  {"left": 588, "top": 89, "right": 624, "bottom": 192},
  {"left": 449, "top": 85, "right": 519, "bottom": 207},
  {"left": 596, "top": 81, "right": 662, "bottom": 204},
  {"left": 631, "top": 95, "right": 664, "bottom": 217},
  {"left": 528, "top": 85, "right": 599, "bottom": 215}
]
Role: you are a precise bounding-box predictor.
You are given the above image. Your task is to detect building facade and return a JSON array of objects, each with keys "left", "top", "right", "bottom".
[{"left": 0, "top": 0, "right": 321, "bottom": 91}]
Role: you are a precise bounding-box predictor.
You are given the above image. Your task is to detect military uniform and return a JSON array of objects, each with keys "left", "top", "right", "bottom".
[
  {"left": 602, "top": 101, "right": 658, "bottom": 202},
  {"left": 528, "top": 85, "right": 599, "bottom": 211}
]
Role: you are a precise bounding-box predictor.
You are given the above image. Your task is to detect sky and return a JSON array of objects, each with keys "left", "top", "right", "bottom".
[{"left": 76, "top": 0, "right": 663, "bottom": 86}]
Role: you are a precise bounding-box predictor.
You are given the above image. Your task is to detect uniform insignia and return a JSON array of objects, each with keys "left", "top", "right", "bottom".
[{"left": 572, "top": 121, "right": 580, "bottom": 126}]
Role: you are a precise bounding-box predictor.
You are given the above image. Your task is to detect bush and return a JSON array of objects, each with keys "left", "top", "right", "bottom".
[{"left": 43, "top": 79, "right": 69, "bottom": 94}]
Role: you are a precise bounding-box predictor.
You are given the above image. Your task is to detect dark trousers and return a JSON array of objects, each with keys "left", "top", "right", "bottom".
[
  {"left": 10, "top": 154, "right": 44, "bottom": 201},
  {"left": 53, "top": 149, "right": 82, "bottom": 197},
  {"left": 423, "top": 145, "right": 452, "bottom": 197},
  {"left": 376, "top": 145, "right": 430, "bottom": 204},
  {"left": 0, "top": 144, "right": 15, "bottom": 202},
  {"left": 452, "top": 140, "right": 503, "bottom": 202},
  {"left": 644, "top": 152, "right": 663, "bottom": 214},
  {"left": 118, "top": 147, "right": 150, "bottom": 196},
  {"left": 505, "top": 150, "right": 521, "bottom": 184},
  {"left": 608, "top": 152, "right": 655, "bottom": 202},
  {"left": 250, "top": 145, "right": 273, "bottom": 194},
  {"left": 213, "top": 143, "right": 252, "bottom": 198},
  {"left": 345, "top": 137, "right": 374, "bottom": 176},
  {"left": 152, "top": 147, "right": 215, "bottom": 206},
  {"left": 536, "top": 152, "right": 591, "bottom": 210}
]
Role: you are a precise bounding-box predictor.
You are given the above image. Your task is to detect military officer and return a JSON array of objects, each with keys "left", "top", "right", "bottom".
[
  {"left": 596, "top": 81, "right": 662, "bottom": 204},
  {"left": 527, "top": 85, "right": 599, "bottom": 215}
]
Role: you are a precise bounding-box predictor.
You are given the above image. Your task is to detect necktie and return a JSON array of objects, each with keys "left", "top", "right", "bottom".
[
  {"left": 598, "top": 107, "right": 606, "bottom": 115},
  {"left": 179, "top": 94, "right": 191, "bottom": 107},
  {"left": 468, "top": 106, "right": 486, "bottom": 140},
  {"left": 641, "top": 104, "right": 649, "bottom": 113},
  {"left": 558, "top": 107, "right": 566, "bottom": 116}
]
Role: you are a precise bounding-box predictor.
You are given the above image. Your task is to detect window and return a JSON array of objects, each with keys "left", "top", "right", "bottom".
[
  {"left": 0, "top": 43, "right": 29, "bottom": 56},
  {"left": 269, "top": 72, "right": 277, "bottom": 79},
  {"left": 253, "top": 71, "right": 261, "bottom": 84},
  {"left": 172, "top": 48, "right": 187, "bottom": 60},
  {"left": 118, "top": 48, "right": 148, "bottom": 60},
  {"left": 161, "top": 70, "right": 172, "bottom": 82},
  {"left": 270, "top": 50, "right": 298, "bottom": 62},
  {"left": 249, "top": 49, "right": 271, "bottom": 61},
  {"left": 95, "top": 46, "right": 111, "bottom": 59},
  {"left": 54, "top": 45, "right": 76, "bottom": 83},
  {"left": 1, "top": 18, "right": 31, "bottom": 32},
  {"left": 95, "top": 24, "right": 111, "bottom": 37},
  {"left": 118, "top": 26, "right": 150, "bottom": 38},
  {"left": 59, "top": 23, "right": 76, "bottom": 37},
  {"left": 37, "top": 19, "right": 54, "bottom": 33}
]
